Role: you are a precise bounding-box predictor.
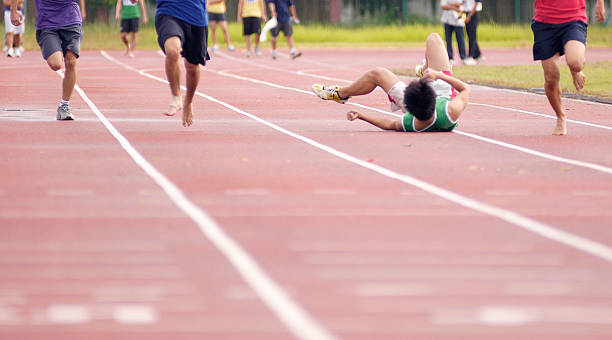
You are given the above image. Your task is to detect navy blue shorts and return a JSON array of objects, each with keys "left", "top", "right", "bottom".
[
  {"left": 208, "top": 12, "right": 226, "bottom": 22},
  {"left": 155, "top": 14, "right": 210, "bottom": 66},
  {"left": 532, "top": 20, "right": 587, "bottom": 61}
]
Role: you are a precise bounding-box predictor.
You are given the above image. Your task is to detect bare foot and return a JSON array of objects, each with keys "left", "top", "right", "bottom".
[
  {"left": 552, "top": 117, "right": 567, "bottom": 136},
  {"left": 182, "top": 103, "right": 193, "bottom": 127},
  {"left": 164, "top": 95, "right": 182, "bottom": 116},
  {"left": 571, "top": 71, "right": 586, "bottom": 91}
]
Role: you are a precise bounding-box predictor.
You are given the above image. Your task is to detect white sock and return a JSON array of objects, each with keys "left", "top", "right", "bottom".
[{"left": 60, "top": 99, "right": 69, "bottom": 107}]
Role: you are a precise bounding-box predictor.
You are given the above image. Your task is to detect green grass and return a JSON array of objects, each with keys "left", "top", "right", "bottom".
[{"left": 18, "top": 22, "right": 612, "bottom": 50}]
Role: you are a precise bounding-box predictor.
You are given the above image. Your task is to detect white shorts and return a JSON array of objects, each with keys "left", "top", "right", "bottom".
[
  {"left": 387, "top": 81, "right": 407, "bottom": 112},
  {"left": 4, "top": 10, "right": 25, "bottom": 35}
]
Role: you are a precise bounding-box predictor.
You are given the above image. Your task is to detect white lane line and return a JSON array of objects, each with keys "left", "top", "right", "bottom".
[
  {"left": 100, "top": 52, "right": 612, "bottom": 263},
  {"left": 224, "top": 188, "right": 269, "bottom": 196},
  {"left": 212, "top": 67, "right": 612, "bottom": 176},
  {"left": 471, "top": 102, "right": 612, "bottom": 131},
  {"left": 47, "top": 304, "right": 91, "bottom": 324},
  {"left": 112, "top": 305, "right": 158, "bottom": 324},
  {"left": 84, "top": 57, "right": 338, "bottom": 340}
]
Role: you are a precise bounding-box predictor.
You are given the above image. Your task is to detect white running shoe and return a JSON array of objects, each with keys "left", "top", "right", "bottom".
[
  {"left": 255, "top": 46, "right": 262, "bottom": 56},
  {"left": 212, "top": 44, "right": 219, "bottom": 52},
  {"left": 271, "top": 50, "right": 277, "bottom": 60},
  {"left": 312, "top": 84, "right": 349, "bottom": 104},
  {"left": 290, "top": 49, "right": 302, "bottom": 59},
  {"left": 246, "top": 50, "right": 252, "bottom": 58},
  {"left": 56, "top": 104, "right": 75, "bottom": 120},
  {"left": 228, "top": 44, "right": 235, "bottom": 52},
  {"left": 7, "top": 48, "right": 15, "bottom": 57},
  {"left": 14, "top": 48, "right": 21, "bottom": 57},
  {"left": 463, "top": 57, "right": 476, "bottom": 65}
]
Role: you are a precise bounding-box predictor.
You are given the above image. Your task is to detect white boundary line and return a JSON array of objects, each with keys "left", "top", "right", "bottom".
[
  {"left": 61, "top": 64, "right": 339, "bottom": 340},
  {"left": 99, "top": 51, "right": 612, "bottom": 263},
  {"left": 215, "top": 50, "right": 612, "bottom": 130},
  {"left": 209, "top": 67, "right": 612, "bottom": 177}
]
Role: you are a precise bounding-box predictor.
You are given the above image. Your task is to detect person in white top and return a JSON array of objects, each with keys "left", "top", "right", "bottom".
[{"left": 440, "top": 0, "right": 473, "bottom": 65}]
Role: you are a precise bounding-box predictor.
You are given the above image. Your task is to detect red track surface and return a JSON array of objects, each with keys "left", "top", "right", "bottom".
[{"left": 1, "top": 46, "right": 612, "bottom": 340}]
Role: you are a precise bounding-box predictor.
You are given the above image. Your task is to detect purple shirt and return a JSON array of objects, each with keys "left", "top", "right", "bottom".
[{"left": 36, "top": 0, "right": 82, "bottom": 30}]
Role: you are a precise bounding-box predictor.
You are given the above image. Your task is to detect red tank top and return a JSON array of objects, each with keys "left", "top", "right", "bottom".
[{"left": 533, "top": 0, "right": 587, "bottom": 24}]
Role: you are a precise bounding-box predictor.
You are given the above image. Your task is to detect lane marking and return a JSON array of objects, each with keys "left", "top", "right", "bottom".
[
  {"left": 112, "top": 305, "right": 158, "bottom": 324},
  {"left": 100, "top": 52, "right": 612, "bottom": 263},
  {"left": 224, "top": 188, "right": 269, "bottom": 196},
  {"left": 211, "top": 67, "right": 612, "bottom": 176},
  {"left": 47, "top": 304, "right": 91, "bottom": 324},
  {"left": 79, "top": 57, "right": 339, "bottom": 340}
]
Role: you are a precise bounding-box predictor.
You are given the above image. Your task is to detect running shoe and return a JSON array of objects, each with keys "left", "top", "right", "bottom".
[
  {"left": 271, "top": 50, "right": 277, "bottom": 60},
  {"left": 255, "top": 46, "right": 262, "bottom": 56},
  {"left": 7, "top": 48, "right": 15, "bottom": 58},
  {"left": 312, "top": 84, "right": 349, "bottom": 104},
  {"left": 290, "top": 50, "right": 302, "bottom": 59},
  {"left": 212, "top": 44, "right": 219, "bottom": 52},
  {"left": 57, "top": 104, "right": 75, "bottom": 120},
  {"left": 246, "top": 50, "right": 252, "bottom": 58},
  {"left": 14, "top": 48, "right": 21, "bottom": 57},
  {"left": 228, "top": 44, "right": 235, "bottom": 52},
  {"left": 414, "top": 58, "right": 426, "bottom": 77}
]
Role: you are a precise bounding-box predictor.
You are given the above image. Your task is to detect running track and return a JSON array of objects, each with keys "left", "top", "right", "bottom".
[{"left": 1, "top": 47, "right": 612, "bottom": 340}]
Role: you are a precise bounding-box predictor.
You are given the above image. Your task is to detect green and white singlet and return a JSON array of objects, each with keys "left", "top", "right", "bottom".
[
  {"left": 402, "top": 97, "right": 458, "bottom": 132},
  {"left": 121, "top": 0, "right": 140, "bottom": 19}
]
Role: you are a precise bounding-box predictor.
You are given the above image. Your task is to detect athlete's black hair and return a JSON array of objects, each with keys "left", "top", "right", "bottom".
[{"left": 403, "top": 79, "right": 437, "bottom": 121}]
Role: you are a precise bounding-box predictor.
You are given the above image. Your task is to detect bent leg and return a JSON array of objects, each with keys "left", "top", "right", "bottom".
[
  {"left": 163, "top": 36, "right": 183, "bottom": 115},
  {"left": 564, "top": 40, "right": 586, "bottom": 91},
  {"left": 182, "top": 60, "right": 200, "bottom": 127},
  {"left": 338, "top": 67, "right": 401, "bottom": 98},
  {"left": 425, "top": 32, "right": 452, "bottom": 72},
  {"left": 46, "top": 51, "right": 65, "bottom": 71},
  {"left": 62, "top": 51, "right": 78, "bottom": 101},
  {"left": 541, "top": 55, "right": 567, "bottom": 135}
]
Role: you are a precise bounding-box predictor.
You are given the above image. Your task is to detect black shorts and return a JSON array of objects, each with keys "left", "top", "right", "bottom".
[
  {"left": 120, "top": 18, "right": 140, "bottom": 33},
  {"left": 208, "top": 12, "right": 226, "bottom": 22},
  {"left": 271, "top": 21, "right": 293, "bottom": 38},
  {"left": 532, "top": 20, "right": 587, "bottom": 61},
  {"left": 243, "top": 17, "right": 261, "bottom": 35},
  {"left": 155, "top": 14, "right": 210, "bottom": 66},
  {"left": 36, "top": 25, "right": 82, "bottom": 60}
]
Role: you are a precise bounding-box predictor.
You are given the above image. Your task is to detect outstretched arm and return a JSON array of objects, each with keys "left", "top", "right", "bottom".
[
  {"left": 346, "top": 110, "right": 404, "bottom": 131},
  {"left": 423, "top": 69, "right": 471, "bottom": 121}
]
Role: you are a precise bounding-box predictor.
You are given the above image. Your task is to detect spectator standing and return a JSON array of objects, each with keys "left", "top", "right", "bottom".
[
  {"left": 266, "top": 0, "right": 301, "bottom": 59},
  {"left": 208, "top": 0, "right": 235, "bottom": 52},
  {"left": 237, "top": 0, "right": 267, "bottom": 57},
  {"left": 440, "top": 0, "right": 474, "bottom": 65},
  {"left": 464, "top": 0, "right": 482, "bottom": 63}
]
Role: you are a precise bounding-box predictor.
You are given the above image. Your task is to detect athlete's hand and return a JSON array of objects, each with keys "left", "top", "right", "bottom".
[
  {"left": 346, "top": 110, "right": 360, "bottom": 121},
  {"left": 595, "top": 0, "right": 605, "bottom": 22},
  {"left": 10, "top": 10, "right": 23, "bottom": 26},
  {"left": 422, "top": 68, "right": 439, "bottom": 82}
]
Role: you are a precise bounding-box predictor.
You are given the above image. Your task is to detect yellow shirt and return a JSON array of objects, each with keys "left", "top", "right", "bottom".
[
  {"left": 242, "top": 0, "right": 262, "bottom": 18},
  {"left": 208, "top": 1, "right": 226, "bottom": 14}
]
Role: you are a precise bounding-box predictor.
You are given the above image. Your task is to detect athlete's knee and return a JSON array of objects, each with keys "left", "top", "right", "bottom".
[
  {"left": 46, "top": 53, "right": 64, "bottom": 71},
  {"left": 427, "top": 32, "right": 442, "bottom": 43},
  {"left": 164, "top": 43, "right": 181, "bottom": 61},
  {"left": 566, "top": 58, "right": 584, "bottom": 74},
  {"left": 368, "top": 67, "right": 389, "bottom": 81}
]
